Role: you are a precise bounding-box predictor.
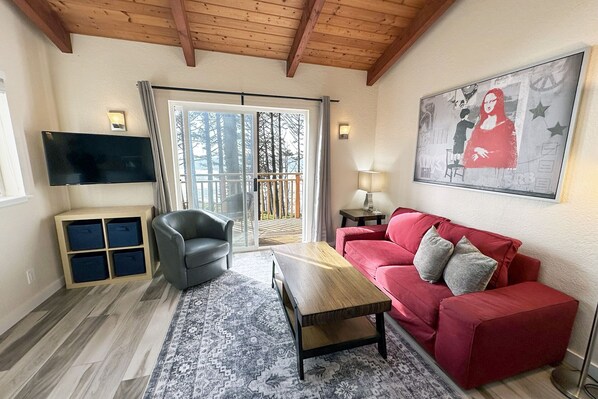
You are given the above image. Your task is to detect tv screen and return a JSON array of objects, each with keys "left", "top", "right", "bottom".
[{"left": 42, "top": 131, "right": 156, "bottom": 186}]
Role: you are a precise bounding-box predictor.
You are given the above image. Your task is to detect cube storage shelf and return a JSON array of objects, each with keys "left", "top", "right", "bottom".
[{"left": 55, "top": 206, "right": 156, "bottom": 289}]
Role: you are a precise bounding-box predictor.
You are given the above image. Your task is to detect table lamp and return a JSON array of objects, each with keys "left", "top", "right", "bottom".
[{"left": 358, "top": 171, "right": 385, "bottom": 211}]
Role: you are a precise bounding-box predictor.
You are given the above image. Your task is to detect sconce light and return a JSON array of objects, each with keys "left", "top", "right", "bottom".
[
  {"left": 358, "top": 170, "right": 386, "bottom": 211},
  {"left": 339, "top": 123, "right": 350, "bottom": 140},
  {"left": 107, "top": 110, "right": 127, "bottom": 132}
]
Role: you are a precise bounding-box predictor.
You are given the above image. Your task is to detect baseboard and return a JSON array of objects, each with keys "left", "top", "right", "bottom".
[
  {"left": 564, "top": 348, "right": 598, "bottom": 381},
  {"left": 0, "top": 277, "right": 65, "bottom": 336}
]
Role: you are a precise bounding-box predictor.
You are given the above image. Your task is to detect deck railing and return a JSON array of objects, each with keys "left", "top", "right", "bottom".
[{"left": 179, "top": 172, "right": 302, "bottom": 220}]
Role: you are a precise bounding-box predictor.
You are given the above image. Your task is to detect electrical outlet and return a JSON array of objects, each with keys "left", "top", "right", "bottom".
[{"left": 26, "top": 269, "right": 36, "bottom": 285}]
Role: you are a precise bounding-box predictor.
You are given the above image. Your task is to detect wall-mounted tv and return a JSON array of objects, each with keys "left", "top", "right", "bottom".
[{"left": 42, "top": 131, "right": 156, "bottom": 186}]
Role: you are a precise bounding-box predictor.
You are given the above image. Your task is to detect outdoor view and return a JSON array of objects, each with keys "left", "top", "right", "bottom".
[{"left": 174, "top": 105, "right": 305, "bottom": 248}]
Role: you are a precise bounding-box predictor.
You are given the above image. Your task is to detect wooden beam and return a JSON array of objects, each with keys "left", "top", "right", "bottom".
[
  {"left": 11, "top": 0, "right": 72, "bottom": 53},
  {"left": 366, "top": 0, "right": 455, "bottom": 86},
  {"left": 169, "top": 0, "right": 195, "bottom": 67},
  {"left": 286, "top": 0, "right": 326, "bottom": 77}
]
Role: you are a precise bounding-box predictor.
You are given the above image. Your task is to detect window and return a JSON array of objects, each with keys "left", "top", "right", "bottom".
[{"left": 0, "top": 73, "right": 26, "bottom": 203}]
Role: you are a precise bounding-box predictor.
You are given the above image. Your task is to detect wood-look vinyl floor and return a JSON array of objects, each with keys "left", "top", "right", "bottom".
[{"left": 0, "top": 260, "right": 574, "bottom": 399}]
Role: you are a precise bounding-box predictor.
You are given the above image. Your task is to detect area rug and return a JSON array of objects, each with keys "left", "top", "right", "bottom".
[{"left": 144, "top": 251, "right": 461, "bottom": 399}]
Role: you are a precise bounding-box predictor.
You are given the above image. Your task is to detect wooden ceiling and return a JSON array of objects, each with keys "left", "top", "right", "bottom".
[{"left": 12, "top": 0, "right": 455, "bottom": 85}]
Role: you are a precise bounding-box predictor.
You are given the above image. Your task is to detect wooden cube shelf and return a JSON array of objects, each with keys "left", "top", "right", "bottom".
[{"left": 55, "top": 206, "right": 156, "bottom": 289}]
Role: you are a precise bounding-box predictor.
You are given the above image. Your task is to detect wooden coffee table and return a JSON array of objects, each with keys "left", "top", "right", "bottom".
[{"left": 271, "top": 242, "right": 391, "bottom": 379}]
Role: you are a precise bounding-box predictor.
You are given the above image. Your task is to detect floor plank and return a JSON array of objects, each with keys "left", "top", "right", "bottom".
[
  {"left": 114, "top": 376, "right": 150, "bottom": 399},
  {"left": 140, "top": 271, "right": 168, "bottom": 302},
  {"left": 81, "top": 298, "right": 160, "bottom": 398},
  {"left": 0, "top": 292, "right": 99, "bottom": 398},
  {"left": 123, "top": 284, "right": 180, "bottom": 380},
  {"left": 72, "top": 315, "right": 121, "bottom": 366},
  {"left": 0, "top": 288, "right": 90, "bottom": 371},
  {"left": 13, "top": 316, "right": 107, "bottom": 399},
  {"left": 0, "top": 311, "right": 48, "bottom": 353},
  {"left": 46, "top": 363, "right": 100, "bottom": 399}
]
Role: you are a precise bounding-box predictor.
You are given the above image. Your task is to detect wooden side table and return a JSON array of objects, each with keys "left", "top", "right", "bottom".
[{"left": 340, "top": 209, "right": 386, "bottom": 227}]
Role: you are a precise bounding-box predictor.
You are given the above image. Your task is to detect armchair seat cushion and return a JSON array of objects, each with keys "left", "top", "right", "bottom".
[{"left": 185, "top": 238, "right": 230, "bottom": 268}]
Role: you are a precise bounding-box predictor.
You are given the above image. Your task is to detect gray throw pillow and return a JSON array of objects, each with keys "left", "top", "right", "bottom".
[
  {"left": 413, "top": 226, "right": 454, "bottom": 282},
  {"left": 443, "top": 236, "right": 498, "bottom": 296}
]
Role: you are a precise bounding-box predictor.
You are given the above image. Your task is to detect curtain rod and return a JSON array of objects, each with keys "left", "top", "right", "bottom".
[{"left": 150, "top": 85, "right": 340, "bottom": 103}]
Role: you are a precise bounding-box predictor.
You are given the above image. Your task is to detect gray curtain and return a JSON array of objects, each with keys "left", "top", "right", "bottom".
[
  {"left": 138, "top": 81, "right": 172, "bottom": 215},
  {"left": 312, "top": 96, "right": 333, "bottom": 242}
]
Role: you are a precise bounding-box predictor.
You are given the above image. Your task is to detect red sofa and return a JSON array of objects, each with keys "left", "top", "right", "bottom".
[{"left": 336, "top": 207, "right": 578, "bottom": 389}]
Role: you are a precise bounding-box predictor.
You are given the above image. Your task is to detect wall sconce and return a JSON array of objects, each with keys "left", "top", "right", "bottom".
[
  {"left": 358, "top": 170, "right": 386, "bottom": 211},
  {"left": 107, "top": 110, "right": 127, "bottom": 132},
  {"left": 339, "top": 123, "right": 350, "bottom": 140}
]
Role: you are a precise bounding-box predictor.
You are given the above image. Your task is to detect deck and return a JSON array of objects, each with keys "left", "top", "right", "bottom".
[{"left": 232, "top": 218, "right": 302, "bottom": 247}]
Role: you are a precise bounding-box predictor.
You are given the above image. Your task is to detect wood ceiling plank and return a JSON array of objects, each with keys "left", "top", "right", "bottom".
[
  {"left": 190, "top": 24, "right": 294, "bottom": 46},
  {"left": 11, "top": 0, "right": 72, "bottom": 52},
  {"left": 184, "top": 3, "right": 299, "bottom": 29},
  {"left": 187, "top": 12, "right": 296, "bottom": 38},
  {"left": 300, "top": 54, "right": 370, "bottom": 70},
  {"left": 310, "top": 32, "right": 388, "bottom": 53},
  {"left": 318, "top": 11, "right": 408, "bottom": 33},
  {"left": 286, "top": 0, "right": 326, "bottom": 77},
  {"left": 187, "top": 0, "right": 303, "bottom": 20},
  {"left": 72, "top": 25, "right": 180, "bottom": 46},
  {"left": 60, "top": 15, "right": 178, "bottom": 38},
  {"left": 303, "top": 47, "right": 377, "bottom": 65},
  {"left": 367, "top": 0, "right": 455, "bottom": 85},
  {"left": 169, "top": 0, "right": 195, "bottom": 66},
  {"left": 306, "top": 41, "right": 382, "bottom": 58},
  {"left": 48, "top": 0, "right": 173, "bottom": 19},
  {"left": 52, "top": 4, "right": 176, "bottom": 29},
  {"left": 193, "top": 38, "right": 289, "bottom": 60},
  {"left": 314, "top": 22, "right": 396, "bottom": 44},
  {"left": 331, "top": 0, "right": 421, "bottom": 17},
  {"left": 321, "top": 3, "right": 412, "bottom": 27}
]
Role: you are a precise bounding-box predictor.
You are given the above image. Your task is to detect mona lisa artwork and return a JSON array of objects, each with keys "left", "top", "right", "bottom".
[{"left": 413, "top": 49, "right": 588, "bottom": 200}]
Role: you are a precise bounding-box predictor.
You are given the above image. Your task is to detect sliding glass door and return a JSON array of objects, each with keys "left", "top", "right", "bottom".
[{"left": 173, "top": 104, "right": 258, "bottom": 250}]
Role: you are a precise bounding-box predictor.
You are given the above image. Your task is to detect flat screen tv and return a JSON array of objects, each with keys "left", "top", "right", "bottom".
[{"left": 42, "top": 131, "right": 156, "bottom": 186}]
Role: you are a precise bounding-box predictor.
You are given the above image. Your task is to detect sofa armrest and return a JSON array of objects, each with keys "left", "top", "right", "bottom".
[
  {"left": 335, "top": 225, "right": 388, "bottom": 256},
  {"left": 435, "top": 282, "right": 578, "bottom": 389}
]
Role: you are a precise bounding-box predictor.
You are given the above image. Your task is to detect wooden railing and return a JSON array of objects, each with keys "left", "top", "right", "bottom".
[
  {"left": 257, "top": 172, "right": 301, "bottom": 219},
  {"left": 179, "top": 172, "right": 302, "bottom": 220}
]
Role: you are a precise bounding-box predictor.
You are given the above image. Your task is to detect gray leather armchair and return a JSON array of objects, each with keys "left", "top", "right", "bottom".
[{"left": 152, "top": 209, "right": 234, "bottom": 290}]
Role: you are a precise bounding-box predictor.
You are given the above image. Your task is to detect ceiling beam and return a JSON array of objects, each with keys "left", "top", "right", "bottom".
[
  {"left": 169, "top": 0, "right": 196, "bottom": 67},
  {"left": 286, "top": 0, "right": 326, "bottom": 78},
  {"left": 366, "top": 0, "right": 455, "bottom": 86},
  {"left": 11, "top": 0, "right": 72, "bottom": 53}
]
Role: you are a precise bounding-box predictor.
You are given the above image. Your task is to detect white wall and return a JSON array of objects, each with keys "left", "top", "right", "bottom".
[
  {"left": 0, "top": 2, "right": 70, "bottom": 333},
  {"left": 373, "top": 0, "right": 598, "bottom": 364},
  {"left": 48, "top": 35, "right": 379, "bottom": 234}
]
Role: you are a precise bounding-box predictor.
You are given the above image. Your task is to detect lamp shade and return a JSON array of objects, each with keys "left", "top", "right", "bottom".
[{"left": 358, "top": 171, "right": 385, "bottom": 193}]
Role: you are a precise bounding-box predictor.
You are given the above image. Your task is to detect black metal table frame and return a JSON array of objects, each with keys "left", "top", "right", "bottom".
[{"left": 271, "top": 260, "right": 387, "bottom": 380}]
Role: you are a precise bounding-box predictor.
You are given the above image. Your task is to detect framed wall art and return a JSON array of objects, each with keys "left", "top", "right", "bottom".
[{"left": 413, "top": 48, "right": 589, "bottom": 200}]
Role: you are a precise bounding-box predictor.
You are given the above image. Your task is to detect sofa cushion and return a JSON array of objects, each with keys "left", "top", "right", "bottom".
[
  {"left": 414, "top": 226, "right": 454, "bottom": 282},
  {"left": 185, "top": 238, "right": 229, "bottom": 268},
  {"left": 345, "top": 240, "right": 415, "bottom": 277},
  {"left": 437, "top": 221, "right": 521, "bottom": 289},
  {"left": 389, "top": 206, "right": 420, "bottom": 219},
  {"left": 443, "top": 237, "right": 498, "bottom": 296},
  {"left": 385, "top": 212, "right": 446, "bottom": 254},
  {"left": 376, "top": 265, "right": 454, "bottom": 328}
]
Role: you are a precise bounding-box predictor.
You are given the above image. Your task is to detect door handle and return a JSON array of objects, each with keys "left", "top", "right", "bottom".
[{"left": 253, "top": 177, "right": 258, "bottom": 192}]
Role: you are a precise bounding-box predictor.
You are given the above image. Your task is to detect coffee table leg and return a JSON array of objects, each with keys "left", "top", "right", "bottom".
[
  {"left": 295, "top": 307, "right": 304, "bottom": 380},
  {"left": 376, "top": 313, "right": 387, "bottom": 359},
  {"left": 271, "top": 260, "right": 275, "bottom": 288}
]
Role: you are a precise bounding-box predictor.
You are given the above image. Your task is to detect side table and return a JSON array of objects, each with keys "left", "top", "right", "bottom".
[{"left": 340, "top": 209, "right": 386, "bottom": 227}]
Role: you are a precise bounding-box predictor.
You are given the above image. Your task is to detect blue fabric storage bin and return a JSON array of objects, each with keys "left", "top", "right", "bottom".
[
  {"left": 71, "top": 253, "right": 108, "bottom": 283},
  {"left": 107, "top": 218, "right": 142, "bottom": 247},
  {"left": 67, "top": 220, "right": 104, "bottom": 250},
  {"left": 113, "top": 249, "right": 146, "bottom": 276}
]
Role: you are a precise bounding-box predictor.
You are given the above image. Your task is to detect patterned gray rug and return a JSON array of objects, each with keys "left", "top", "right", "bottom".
[{"left": 144, "top": 251, "right": 461, "bottom": 399}]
